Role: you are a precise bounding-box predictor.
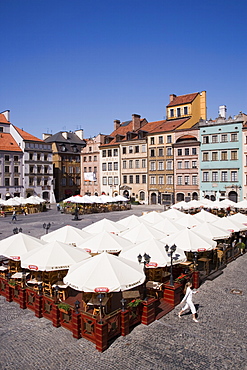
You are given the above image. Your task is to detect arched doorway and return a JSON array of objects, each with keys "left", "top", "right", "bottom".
[
  {"left": 151, "top": 193, "right": 157, "bottom": 204},
  {"left": 210, "top": 195, "right": 216, "bottom": 201},
  {"left": 228, "top": 191, "right": 237, "bottom": 203},
  {"left": 123, "top": 190, "right": 129, "bottom": 199},
  {"left": 43, "top": 191, "right": 49, "bottom": 200},
  {"left": 192, "top": 192, "right": 198, "bottom": 200},
  {"left": 176, "top": 193, "right": 184, "bottom": 202},
  {"left": 139, "top": 191, "right": 145, "bottom": 201}
]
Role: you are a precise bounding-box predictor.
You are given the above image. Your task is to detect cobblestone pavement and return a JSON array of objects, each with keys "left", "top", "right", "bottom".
[{"left": 0, "top": 206, "right": 247, "bottom": 369}]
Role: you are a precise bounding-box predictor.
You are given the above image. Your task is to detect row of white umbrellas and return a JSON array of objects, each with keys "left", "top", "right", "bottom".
[
  {"left": 0, "top": 195, "right": 46, "bottom": 206},
  {"left": 172, "top": 198, "right": 247, "bottom": 210},
  {"left": 63, "top": 194, "right": 128, "bottom": 204}
]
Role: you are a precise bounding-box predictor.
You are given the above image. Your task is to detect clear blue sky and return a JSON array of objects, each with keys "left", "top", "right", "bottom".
[{"left": 1, "top": 0, "right": 246, "bottom": 139}]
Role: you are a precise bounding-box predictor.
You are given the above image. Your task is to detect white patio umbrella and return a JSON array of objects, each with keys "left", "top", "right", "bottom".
[
  {"left": 152, "top": 217, "right": 185, "bottom": 235},
  {"left": 0, "top": 199, "right": 7, "bottom": 206},
  {"left": 116, "top": 214, "right": 151, "bottom": 228},
  {"left": 212, "top": 217, "right": 242, "bottom": 233},
  {"left": 192, "top": 222, "right": 231, "bottom": 240},
  {"left": 77, "top": 230, "right": 133, "bottom": 254},
  {"left": 171, "top": 201, "right": 188, "bottom": 209},
  {"left": 228, "top": 213, "right": 247, "bottom": 226},
  {"left": 140, "top": 211, "right": 166, "bottom": 224},
  {"left": 76, "top": 195, "right": 94, "bottom": 204},
  {"left": 193, "top": 209, "right": 219, "bottom": 223},
  {"left": 119, "top": 238, "right": 187, "bottom": 268},
  {"left": 120, "top": 223, "right": 165, "bottom": 243},
  {"left": 235, "top": 199, "right": 247, "bottom": 209},
  {"left": 63, "top": 195, "right": 77, "bottom": 203},
  {"left": 210, "top": 200, "right": 227, "bottom": 209},
  {"left": 161, "top": 208, "right": 184, "bottom": 220},
  {"left": 5, "top": 198, "right": 21, "bottom": 206},
  {"left": 82, "top": 218, "right": 127, "bottom": 234},
  {"left": 32, "top": 195, "right": 46, "bottom": 203},
  {"left": 21, "top": 197, "right": 40, "bottom": 205},
  {"left": 63, "top": 251, "right": 145, "bottom": 292},
  {"left": 219, "top": 199, "right": 237, "bottom": 208},
  {"left": 161, "top": 228, "right": 217, "bottom": 252},
  {"left": 40, "top": 225, "right": 91, "bottom": 246},
  {"left": 97, "top": 195, "right": 115, "bottom": 203},
  {"left": 0, "top": 233, "right": 46, "bottom": 261},
  {"left": 200, "top": 198, "right": 215, "bottom": 208},
  {"left": 89, "top": 195, "right": 103, "bottom": 203},
  {"left": 183, "top": 199, "right": 202, "bottom": 209},
  {"left": 21, "top": 240, "right": 91, "bottom": 271},
  {"left": 113, "top": 195, "right": 128, "bottom": 202},
  {"left": 175, "top": 214, "right": 202, "bottom": 229}
]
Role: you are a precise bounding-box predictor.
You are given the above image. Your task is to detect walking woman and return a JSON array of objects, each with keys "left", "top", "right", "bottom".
[{"left": 178, "top": 281, "right": 199, "bottom": 322}]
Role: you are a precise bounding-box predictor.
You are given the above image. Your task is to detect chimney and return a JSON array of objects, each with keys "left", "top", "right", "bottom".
[
  {"left": 42, "top": 133, "right": 52, "bottom": 140},
  {"left": 62, "top": 132, "right": 68, "bottom": 139},
  {"left": 132, "top": 114, "right": 141, "bottom": 131},
  {"left": 169, "top": 94, "right": 177, "bottom": 103},
  {"left": 219, "top": 105, "right": 227, "bottom": 119},
  {"left": 114, "top": 119, "right": 121, "bottom": 131},
  {"left": 1, "top": 110, "right": 10, "bottom": 121},
  {"left": 74, "top": 129, "right": 84, "bottom": 140}
]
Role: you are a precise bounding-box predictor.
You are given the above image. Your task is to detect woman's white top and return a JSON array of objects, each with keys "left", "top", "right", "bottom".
[{"left": 181, "top": 287, "right": 197, "bottom": 303}]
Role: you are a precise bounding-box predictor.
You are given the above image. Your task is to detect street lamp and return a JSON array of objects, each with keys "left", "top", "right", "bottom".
[
  {"left": 193, "top": 252, "right": 198, "bottom": 271},
  {"left": 120, "top": 297, "right": 126, "bottom": 312},
  {"left": 55, "top": 285, "right": 59, "bottom": 302},
  {"left": 73, "top": 207, "right": 79, "bottom": 221},
  {"left": 38, "top": 283, "right": 43, "bottom": 296},
  {"left": 98, "top": 293, "right": 104, "bottom": 323},
  {"left": 165, "top": 244, "right": 177, "bottom": 286},
  {"left": 137, "top": 253, "right": 151, "bottom": 299},
  {"left": 137, "top": 253, "right": 151, "bottom": 266},
  {"left": 13, "top": 227, "right": 22, "bottom": 234},
  {"left": 74, "top": 300, "right": 80, "bottom": 314},
  {"left": 43, "top": 222, "right": 51, "bottom": 234},
  {"left": 22, "top": 270, "right": 26, "bottom": 288}
]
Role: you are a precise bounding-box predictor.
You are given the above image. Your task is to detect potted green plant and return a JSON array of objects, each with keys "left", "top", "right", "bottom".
[
  {"left": 8, "top": 279, "right": 17, "bottom": 287},
  {"left": 127, "top": 299, "right": 142, "bottom": 308},
  {"left": 175, "top": 273, "right": 187, "bottom": 284},
  {"left": 57, "top": 303, "right": 71, "bottom": 313}
]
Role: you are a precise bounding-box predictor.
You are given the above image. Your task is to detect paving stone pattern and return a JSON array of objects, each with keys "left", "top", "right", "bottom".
[{"left": 0, "top": 205, "right": 246, "bottom": 369}]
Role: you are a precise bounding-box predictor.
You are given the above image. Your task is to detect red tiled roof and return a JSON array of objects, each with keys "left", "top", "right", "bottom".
[
  {"left": 0, "top": 113, "right": 10, "bottom": 124},
  {"left": 0, "top": 133, "right": 22, "bottom": 152},
  {"left": 100, "top": 119, "right": 148, "bottom": 147},
  {"left": 100, "top": 117, "right": 189, "bottom": 147},
  {"left": 178, "top": 135, "right": 196, "bottom": 139},
  {"left": 148, "top": 118, "right": 189, "bottom": 133},
  {"left": 167, "top": 93, "right": 198, "bottom": 107},
  {"left": 14, "top": 126, "right": 43, "bottom": 142}
]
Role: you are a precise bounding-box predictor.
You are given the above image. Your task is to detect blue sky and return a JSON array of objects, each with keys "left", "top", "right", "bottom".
[{"left": 1, "top": 0, "right": 246, "bottom": 139}]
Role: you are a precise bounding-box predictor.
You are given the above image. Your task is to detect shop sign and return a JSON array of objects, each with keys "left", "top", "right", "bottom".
[
  {"left": 28, "top": 265, "right": 38, "bottom": 270},
  {"left": 94, "top": 287, "right": 109, "bottom": 293},
  {"left": 10, "top": 256, "right": 20, "bottom": 261},
  {"left": 146, "top": 262, "right": 158, "bottom": 268}
]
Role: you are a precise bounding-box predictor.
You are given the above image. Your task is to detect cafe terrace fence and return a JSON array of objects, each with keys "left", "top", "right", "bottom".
[{"left": 0, "top": 277, "right": 156, "bottom": 352}]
